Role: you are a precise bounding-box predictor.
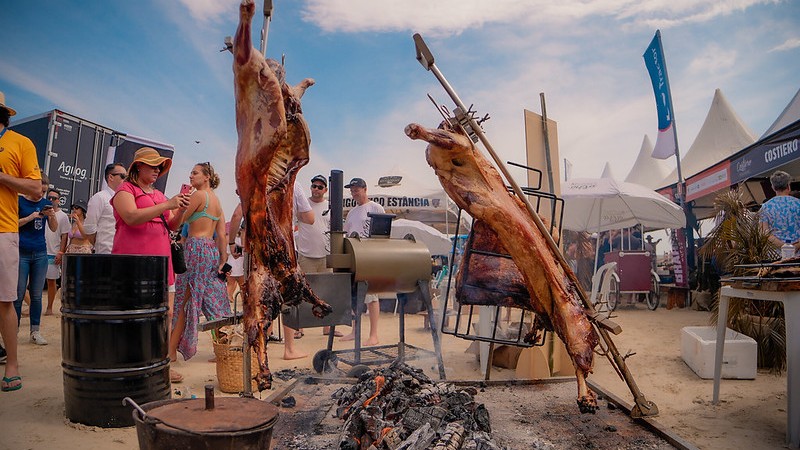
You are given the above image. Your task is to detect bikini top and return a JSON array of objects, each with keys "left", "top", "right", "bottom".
[
  {"left": 69, "top": 227, "right": 83, "bottom": 240},
  {"left": 185, "top": 192, "right": 220, "bottom": 224}
]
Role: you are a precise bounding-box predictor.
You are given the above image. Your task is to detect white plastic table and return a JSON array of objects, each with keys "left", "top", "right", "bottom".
[{"left": 713, "top": 284, "right": 800, "bottom": 448}]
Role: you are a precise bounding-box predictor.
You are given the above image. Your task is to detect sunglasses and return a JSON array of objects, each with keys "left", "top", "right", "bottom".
[
  {"left": 110, "top": 173, "right": 127, "bottom": 179},
  {"left": 47, "top": 196, "right": 59, "bottom": 201},
  {"left": 311, "top": 184, "right": 326, "bottom": 190}
]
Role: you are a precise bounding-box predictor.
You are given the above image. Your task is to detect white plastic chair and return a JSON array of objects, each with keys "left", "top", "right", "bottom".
[{"left": 590, "top": 262, "right": 618, "bottom": 319}]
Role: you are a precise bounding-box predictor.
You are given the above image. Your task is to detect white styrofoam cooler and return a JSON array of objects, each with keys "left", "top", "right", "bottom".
[{"left": 681, "top": 326, "right": 757, "bottom": 380}]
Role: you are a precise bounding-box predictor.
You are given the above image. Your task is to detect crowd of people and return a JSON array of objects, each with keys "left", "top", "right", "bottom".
[{"left": 0, "top": 90, "right": 397, "bottom": 391}]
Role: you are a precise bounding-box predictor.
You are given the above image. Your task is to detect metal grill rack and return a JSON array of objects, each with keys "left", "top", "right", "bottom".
[{"left": 440, "top": 163, "right": 565, "bottom": 348}]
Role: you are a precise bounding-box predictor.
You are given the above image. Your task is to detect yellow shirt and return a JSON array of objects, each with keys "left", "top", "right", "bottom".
[{"left": 0, "top": 128, "right": 41, "bottom": 232}]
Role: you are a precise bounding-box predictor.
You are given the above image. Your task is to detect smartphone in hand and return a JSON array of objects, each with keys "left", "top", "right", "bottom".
[
  {"left": 217, "top": 263, "right": 232, "bottom": 281},
  {"left": 180, "top": 184, "right": 193, "bottom": 196}
]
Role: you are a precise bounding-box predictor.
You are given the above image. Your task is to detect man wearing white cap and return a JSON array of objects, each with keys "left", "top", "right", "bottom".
[
  {"left": 342, "top": 177, "right": 385, "bottom": 346},
  {"left": 0, "top": 91, "right": 44, "bottom": 391}
]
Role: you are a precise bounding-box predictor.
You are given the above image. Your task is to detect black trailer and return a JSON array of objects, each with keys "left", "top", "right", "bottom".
[{"left": 10, "top": 110, "right": 173, "bottom": 211}]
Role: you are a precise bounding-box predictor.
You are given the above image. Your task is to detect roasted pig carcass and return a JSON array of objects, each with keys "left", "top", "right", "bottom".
[
  {"left": 405, "top": 121, "right": 599, "bottom": 412},
  {"left": 233, "top": 0, "right": 331, "bottom": 390}
]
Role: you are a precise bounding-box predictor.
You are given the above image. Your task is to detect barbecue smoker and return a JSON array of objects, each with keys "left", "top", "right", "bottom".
[{"left": 283, "top": 170, "right": 446, "bottom": 378}]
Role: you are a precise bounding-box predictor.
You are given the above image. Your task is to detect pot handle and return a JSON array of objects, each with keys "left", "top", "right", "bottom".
[{"left": 123, "top": 397, "right": 148, "bottom": 420}]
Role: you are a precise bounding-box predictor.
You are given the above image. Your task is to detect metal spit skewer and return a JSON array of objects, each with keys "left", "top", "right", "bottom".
[{"left": 413, "top": 33, "right": 658, "bottom": 418}]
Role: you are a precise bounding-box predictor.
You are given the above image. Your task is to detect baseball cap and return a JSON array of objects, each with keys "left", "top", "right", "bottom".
[
  {"left": 344, "top": 177, "right": 367, "bottom": 189},
  {"left": 311, "top": 174, "right": 328, "bottom": 187}
]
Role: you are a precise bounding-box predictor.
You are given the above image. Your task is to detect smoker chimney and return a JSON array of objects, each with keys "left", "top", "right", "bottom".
[{"left": 330, "top": 169, "right": 343, "bottom": 232}]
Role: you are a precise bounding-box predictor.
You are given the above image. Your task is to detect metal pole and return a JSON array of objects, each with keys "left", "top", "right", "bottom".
[
  {"left": 539, "top": 93, "right": 555, "bottom": 196},
  {"left": 657, "top": 29, "right": 694, "bottom": 291},
  {"left": 539, "top": 92, "right": 558, "bottom": 238},
  {"left": 259, "top": 0, "right": 273, "bottom": 57},
  {"left": 242, "top": 252, "right": 253, "bottom": 397}
]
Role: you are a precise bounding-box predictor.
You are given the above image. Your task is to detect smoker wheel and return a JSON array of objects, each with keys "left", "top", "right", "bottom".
[
  {"left": 346, "top": 365, "right": 371, "bottom": 378},
  {"left": 312, "top": 350, "right": 338, "bottom": 374}
]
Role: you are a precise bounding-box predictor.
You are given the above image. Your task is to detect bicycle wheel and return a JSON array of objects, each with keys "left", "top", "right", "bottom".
[
  {"left": 646, "top": 273, "right": 660, "bottom": 310},
  {"left": 608, "top": 275, "right": 620, "bottom": 311}
]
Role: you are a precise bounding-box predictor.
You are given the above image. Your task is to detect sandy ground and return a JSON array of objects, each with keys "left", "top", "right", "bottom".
[{"left": 0, "top": 293, "right": 790, "bottom": 450}]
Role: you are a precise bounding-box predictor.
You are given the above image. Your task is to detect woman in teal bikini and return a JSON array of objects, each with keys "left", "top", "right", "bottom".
[{"left": 168, "top": 163, "right": 231, "bottom": 368}]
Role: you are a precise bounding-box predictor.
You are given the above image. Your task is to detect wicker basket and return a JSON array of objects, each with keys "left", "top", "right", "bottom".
[{"left": 213, "top": 341, "right": 259, "bottom": 393}]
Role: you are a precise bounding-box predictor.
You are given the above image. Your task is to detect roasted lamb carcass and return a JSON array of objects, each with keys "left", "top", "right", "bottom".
[
  {"left": 405, "top": 121, "right": 599, "bottom": 412},
  {"left": 233, "top": 0, "right": 331, "bottom": 390}
]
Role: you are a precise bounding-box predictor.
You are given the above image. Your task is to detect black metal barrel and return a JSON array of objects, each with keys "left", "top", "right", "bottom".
[{"left": 62, "top": 254, "right": 171, "bottom": 427}]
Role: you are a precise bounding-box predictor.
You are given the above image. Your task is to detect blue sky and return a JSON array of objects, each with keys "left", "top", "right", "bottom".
[{"left": 2, "top": 0, "right": 799, "bottom": 215}]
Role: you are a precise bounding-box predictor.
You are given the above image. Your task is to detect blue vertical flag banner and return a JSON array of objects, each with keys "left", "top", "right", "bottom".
[{"left": 643, "top": 30, "right": 677, "bottom": 160}]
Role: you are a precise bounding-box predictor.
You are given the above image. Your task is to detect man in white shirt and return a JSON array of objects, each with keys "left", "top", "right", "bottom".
[
  {"left": 296, "top": 175, "right": 330, "bottom": 272},
  {"left": 296, "top": 175, "right": 341, "bottom": 337},
  {"left": 342, "top": 177, "right": 385, "bottom": 346},
  {"left": 84, "top": 163, "right": 127, "bottom": 254},
  {"left": 43, "top": 189, "right": 70, "bottom": 315},
  {"left": 279, "top": 182, "right": 315, "bottom": 360}
]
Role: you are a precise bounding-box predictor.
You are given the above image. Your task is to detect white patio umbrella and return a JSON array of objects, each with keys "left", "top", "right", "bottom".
[
  {"left": 390, "top": 218, "right": 453, "bottom": 255},
  {"left": 562, "top": 177, "right": 685, "bottom": 278},
  {"left": 561, "top": 177, "right": 685, "bottom": 233}
]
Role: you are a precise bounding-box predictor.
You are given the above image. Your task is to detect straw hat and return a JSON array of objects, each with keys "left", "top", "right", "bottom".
[
  {"left": 0, "top": 91, "right": 17, "bottom": 116},
  {"left": 129, "top": 147, "right": 172, "bottom": 178}
]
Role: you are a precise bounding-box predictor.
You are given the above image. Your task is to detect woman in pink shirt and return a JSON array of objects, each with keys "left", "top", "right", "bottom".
[{"left": 111, "top": 147, "right": 189, "bottom": 383}]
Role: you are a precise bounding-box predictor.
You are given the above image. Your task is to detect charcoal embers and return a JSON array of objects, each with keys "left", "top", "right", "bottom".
[{"left": 332, "top": 362, "right": 507, "bottom": 449}]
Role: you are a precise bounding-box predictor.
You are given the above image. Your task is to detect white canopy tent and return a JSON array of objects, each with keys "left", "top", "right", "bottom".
[
  {"left": 624, "top": 135, "right": 671, "bottom": 190},
  {"left": 658, "top": 89, "right": 756, "bottom": 188},
  {"left": 599, "top": 162, "right": 617, "bottom": 180},
  {"left": 390, "top": 218, "right": 452, "bottom": 255},
  {"left": 760, "top": 88, "right": 800, "bottom": 139}
]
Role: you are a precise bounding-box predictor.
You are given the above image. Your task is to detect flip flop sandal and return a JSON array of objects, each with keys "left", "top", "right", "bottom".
[
  {"left": 1, "top": 376, "right": 22, "bottom": 392},
  {"left": 169, "top": 370, "right": 184, "bottom": 384},
  {"left": 294, "top": 331, "right": 304, "bottom": 339}
]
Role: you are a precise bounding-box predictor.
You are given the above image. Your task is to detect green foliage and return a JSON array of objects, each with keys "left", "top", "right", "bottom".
[{"left": 698, "top": 188, "right": 785, "bottom": 373}]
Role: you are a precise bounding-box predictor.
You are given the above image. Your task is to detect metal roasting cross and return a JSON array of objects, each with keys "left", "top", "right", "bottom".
[{"left": 413, "top": 33, "right": 659, "bottom": 418}]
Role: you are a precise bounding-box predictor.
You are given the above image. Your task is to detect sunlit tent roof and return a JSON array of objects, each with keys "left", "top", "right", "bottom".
[
  {"left": 600, "top": 161, "right": 617, "bottom": 179},
  {"left": 760, "top": 87, "right": 800, "bottom": 139},
  {"left": 659, "top": 89, "right": 756, "bottom": 188},
  {"left": 624, "top": 135, "right": 671, "bottom": 190}
]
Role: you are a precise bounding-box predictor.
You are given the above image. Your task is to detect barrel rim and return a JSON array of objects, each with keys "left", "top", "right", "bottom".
[{"left": 62, "top": 359, "right": 169, "bottom": 376}]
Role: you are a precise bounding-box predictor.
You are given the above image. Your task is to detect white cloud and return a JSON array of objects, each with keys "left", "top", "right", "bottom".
[
  {"left": 300, "top": 0, "right": 777, "bottom": 35},
  {"left": 175, "top": 0, "right": 239, "bottom": 23},
  {"left": 769, "top": 37, "right": 800, "bottom": 52},
  {"left": 686, "top": 44, "right": 738, "bottom": 75}
]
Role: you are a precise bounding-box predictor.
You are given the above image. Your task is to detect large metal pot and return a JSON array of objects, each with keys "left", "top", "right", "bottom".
[{"left": 129, "top": 391, "right": 279, "bottom": 450}]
